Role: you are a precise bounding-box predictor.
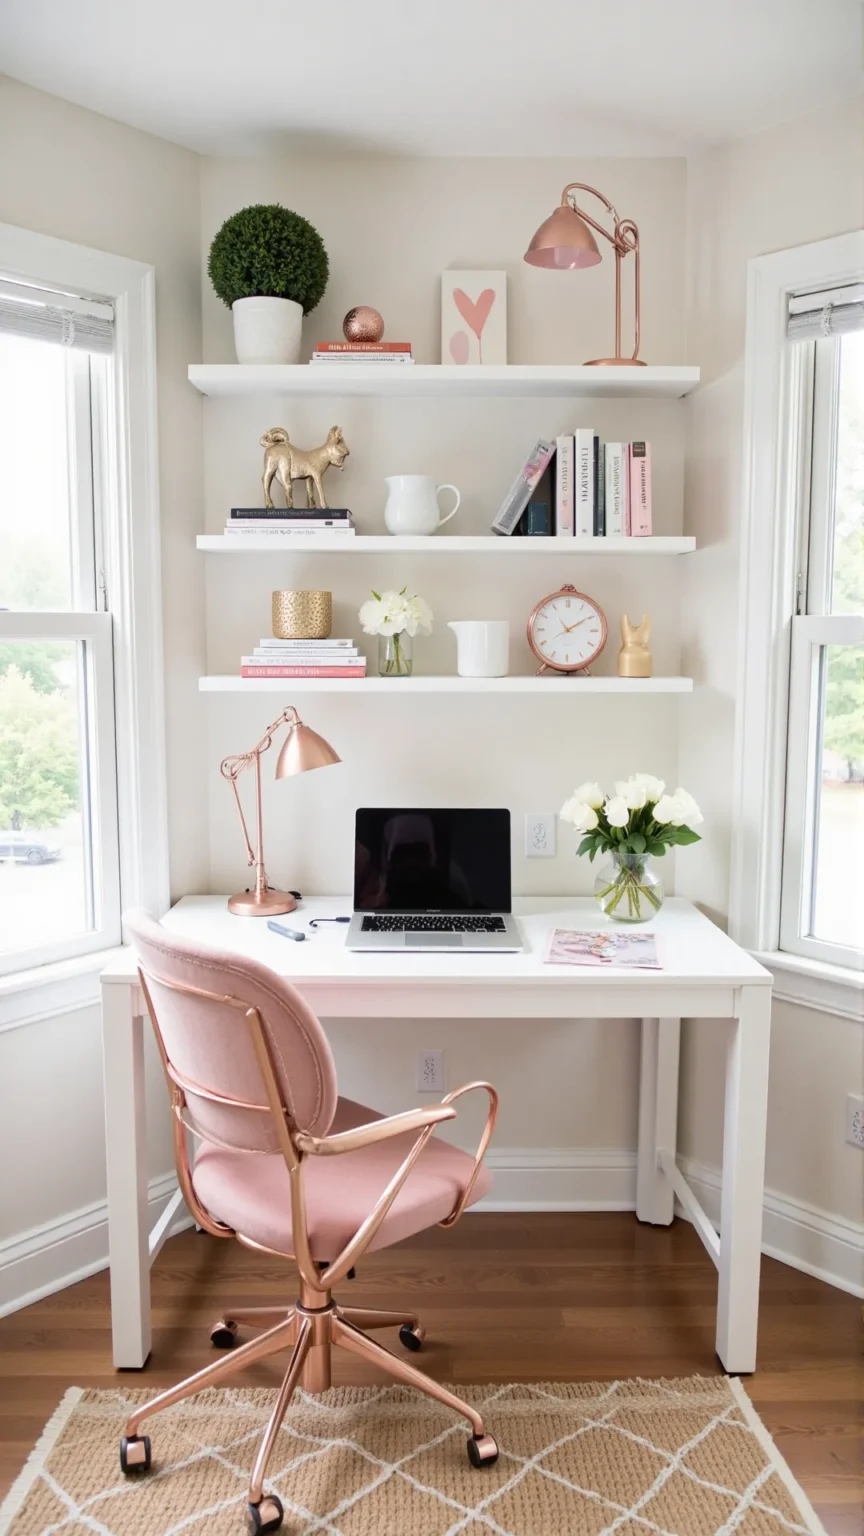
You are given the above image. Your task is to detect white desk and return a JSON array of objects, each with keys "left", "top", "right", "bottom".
[{"left": 101, "top": 896, "right": 772, "bottom": 1374}]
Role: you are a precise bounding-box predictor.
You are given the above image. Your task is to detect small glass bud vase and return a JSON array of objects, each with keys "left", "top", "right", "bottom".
[
  {"left": 594, "top": 849, "right": 665, "bottom": 923},
  {"left": 378, "top": 631, "right": 413, "bottom": 677}
]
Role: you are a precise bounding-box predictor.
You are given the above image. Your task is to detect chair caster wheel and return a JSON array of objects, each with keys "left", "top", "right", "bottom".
[
  {"left": 399, "top": 1323, "right": 425, "bottom": 1352},
  {"left": 210, "top": 1320, "right": 238, "bottom": 1348},
  {"left": 467, "top": 1433, "right": 499, "bottom": 1468},
  {"left": 120, "top": 1435, "right": 151, "bottom": 1474},
  {"left": 247, "top": 1494, "right": 284, "bottom": 1533}
]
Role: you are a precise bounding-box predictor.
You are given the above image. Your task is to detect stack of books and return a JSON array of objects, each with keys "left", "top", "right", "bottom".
[
  {"left": 240, "top": 639, "right": 366, "bottom": 679},
  {"left": 226, "top": 508, "right": 356, "bottom": 536},
  {"left": 311, "top": 342, "right": 415, "bottom": 365},
  {"left": 492, "top": 436, "right": 652, "bottom": 538}
]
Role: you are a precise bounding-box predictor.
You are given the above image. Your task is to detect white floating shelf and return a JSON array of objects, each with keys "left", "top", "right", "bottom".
[
  {"left": 188, "top": 363, "right": 700, "bottom": 400},
  {"left": 200, "top": 675, "right": 693, "bottom": 695},
  {"left": 197, "top": 534, "right": 695, "bottom": 555}
]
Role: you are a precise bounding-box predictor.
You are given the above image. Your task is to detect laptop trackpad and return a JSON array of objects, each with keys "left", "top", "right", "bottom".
[{"left": 406, "top": 933, "right": 463, "bottom": 948}]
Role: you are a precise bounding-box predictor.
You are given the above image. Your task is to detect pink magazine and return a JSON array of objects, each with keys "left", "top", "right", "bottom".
[{"left": 545, "top": 928, "right": 662, "bottom": 968}]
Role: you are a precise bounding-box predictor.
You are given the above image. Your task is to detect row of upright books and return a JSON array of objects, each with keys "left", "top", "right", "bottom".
[
  {"left": 492, "top": 434, "right": 652, "bottom": 537},
  {"left": 240, "top": 638, "right": 366, "bottom": 679},
  {"left": 310, "top": 342, "right": 415, "bottom": 366},
  {"left": 226, "top": 508, "right": 356, "bottom": 536}
]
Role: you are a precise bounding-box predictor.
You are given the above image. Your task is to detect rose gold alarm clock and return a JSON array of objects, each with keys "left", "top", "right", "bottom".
[{"left": 526, "top": 583, "right": 608, "bottom": 675}]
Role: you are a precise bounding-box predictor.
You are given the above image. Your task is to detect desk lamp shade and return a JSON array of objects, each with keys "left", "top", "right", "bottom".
[
  {"left": 524, "top": 205, "right": 601, "bottom": 270},
  {"left": 276, "top": 721, "right": 340, "bottom": 778}
]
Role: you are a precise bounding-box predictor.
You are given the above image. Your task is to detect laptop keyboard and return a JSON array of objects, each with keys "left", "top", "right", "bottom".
[{"left": 361, "top": 914, "right": 507, "bottom": 934}]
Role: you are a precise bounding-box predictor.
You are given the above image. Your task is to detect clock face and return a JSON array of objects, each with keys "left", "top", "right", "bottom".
[{"left": 527, "top": 586, "right": 608, "bottom": 672}]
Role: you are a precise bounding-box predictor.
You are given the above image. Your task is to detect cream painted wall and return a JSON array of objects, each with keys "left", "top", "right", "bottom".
[
  {"left": 199, "top": 153, "right": 689, "bottom": 1155},
  {"left": 679, "top": 95, "right": 864, "bottom": 1228},
  {"left": 0, "top": 79, "right": 207, "bottom": 1263}
]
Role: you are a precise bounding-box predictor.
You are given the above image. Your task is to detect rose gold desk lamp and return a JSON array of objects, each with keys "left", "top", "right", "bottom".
[
  {"left": 220, "top": 706, "right": 340, "bottom": 917},
  {"left": 524, "top": 182, "right": 644, "bottom": 366}
]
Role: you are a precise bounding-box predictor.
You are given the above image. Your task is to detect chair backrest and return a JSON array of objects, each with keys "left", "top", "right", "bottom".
[{"left": 124, "top": 908, "right": 338, "bottom": 1154}]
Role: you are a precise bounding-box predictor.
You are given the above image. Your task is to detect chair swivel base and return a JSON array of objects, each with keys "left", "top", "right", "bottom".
[{"left": 120, "top": 1294, "right": 499, "bottom": 1531}]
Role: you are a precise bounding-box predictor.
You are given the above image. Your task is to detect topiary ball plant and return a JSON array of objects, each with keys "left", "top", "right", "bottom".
[{"left": 208, "top": 204, "right": 329, "bottom": 315}]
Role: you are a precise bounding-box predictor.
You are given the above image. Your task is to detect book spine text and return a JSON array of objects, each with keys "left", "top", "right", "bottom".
[
  {"left": 629, "top": 441, "right": 652, "bottom": 536},
  {"left": 554, "top": 435, "right": 574, "bottom": 536}
]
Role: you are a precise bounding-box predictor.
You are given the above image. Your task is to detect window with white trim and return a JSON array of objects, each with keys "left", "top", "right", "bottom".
[
  {"left": 780, "top": 290, "right": 864, "bottom": 971},
  {"left": 0, "top": 284, "right": 121, "bottom": 975}
]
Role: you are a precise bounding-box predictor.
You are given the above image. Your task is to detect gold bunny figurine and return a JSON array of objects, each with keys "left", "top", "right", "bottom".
[{"left": 618, "top": 614, "right": 652, "bottom": 678}]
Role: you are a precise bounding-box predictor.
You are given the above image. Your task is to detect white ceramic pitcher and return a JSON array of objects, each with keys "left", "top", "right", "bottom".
[
  {"left": 384, "top": 475, "right": 461, "bottom": 536},
  {"left": 448, "top": 620, "right": 510, "bottom": 678}
]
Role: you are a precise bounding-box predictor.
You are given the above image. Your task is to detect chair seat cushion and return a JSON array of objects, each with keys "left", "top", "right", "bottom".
[{"left": 191, "top": 1097, "right": 492, "bottom": 1260}]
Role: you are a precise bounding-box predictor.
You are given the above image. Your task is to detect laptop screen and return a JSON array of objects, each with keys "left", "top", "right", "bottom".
[{"left": 354, "top": 808, "right": 511, "bottom": 913}]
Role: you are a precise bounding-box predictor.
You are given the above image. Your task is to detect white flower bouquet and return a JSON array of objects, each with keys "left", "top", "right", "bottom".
[
  {"left": 359, "top": 586, "right": 433, "bottom": 676},
  {"left": 560, "top": 775, "right": 703, "bottom": 921}
]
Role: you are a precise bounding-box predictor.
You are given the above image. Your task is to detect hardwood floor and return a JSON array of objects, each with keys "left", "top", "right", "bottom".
[{"left": 0, "top": 1214, "right": 860, "bottom": 1534}]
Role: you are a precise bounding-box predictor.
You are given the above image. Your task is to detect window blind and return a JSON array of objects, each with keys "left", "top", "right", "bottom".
[
  {"left": 0, "top": 277, "right": 114, "bottom": 353},
  {"left": 787, "top": 282, "right": 864, "bottom": 341}
]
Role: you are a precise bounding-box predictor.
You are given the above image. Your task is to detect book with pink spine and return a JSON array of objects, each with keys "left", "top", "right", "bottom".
[
  {"left": 629, "top": 440, "right": 652, "bottom": 536},
  {"left": 240, "top": 666, "right": 366, "bottom": 679}
]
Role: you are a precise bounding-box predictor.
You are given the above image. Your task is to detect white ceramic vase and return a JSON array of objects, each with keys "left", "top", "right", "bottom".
[
  {"left": 448, "top": 620, "right": 510, "bottom": 677},
  {"left": 232, "top": 297, "right": 303, "bottom": 364}
]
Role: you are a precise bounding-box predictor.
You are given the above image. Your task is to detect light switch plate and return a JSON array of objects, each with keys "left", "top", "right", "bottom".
[{"left": 525, "top": 812, "right": 556, "bottom": 857}]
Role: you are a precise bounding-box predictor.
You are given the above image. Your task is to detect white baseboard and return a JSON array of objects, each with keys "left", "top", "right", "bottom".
[
  {"left": 678, "top": 1156, "right": 864, "bottom": 1299},
  {"left": 0, "top": 1172, "right": 193, "bottom": 1318},
  {"left": 478, "top": 1147, "right": 637, "bottom": 1211},
  {"left": 1, "top": 1148, "right": 860, "bottom": 1318}
]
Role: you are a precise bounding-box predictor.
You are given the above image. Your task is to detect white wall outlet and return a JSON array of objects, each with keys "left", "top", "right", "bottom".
[
  {"left": 846, "top": 1094, "right": 864, "bottom": 1149},
  {"left": 417, "top": 1049, "right": 445, "bottom": 1093},
  {"left": 525, "top": 812, "right": 556, "bottom": 857}
]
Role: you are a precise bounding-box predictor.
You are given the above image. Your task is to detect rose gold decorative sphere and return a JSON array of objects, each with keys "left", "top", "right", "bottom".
[{"left": 343, "top": 306, "right": 384, "bottom": 343}]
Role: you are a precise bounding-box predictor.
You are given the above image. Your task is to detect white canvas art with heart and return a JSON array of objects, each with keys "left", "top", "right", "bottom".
[{"left": 441, "top": 269, "right": 507, "bottom": 365}]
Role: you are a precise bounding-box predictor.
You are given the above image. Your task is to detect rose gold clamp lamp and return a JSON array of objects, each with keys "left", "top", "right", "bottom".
[
  {"left": 220, "top": 706, "right": 340, "bottom": 917},
  {"left": 524, "top": 181, "right": 644, "bottom": 366}
]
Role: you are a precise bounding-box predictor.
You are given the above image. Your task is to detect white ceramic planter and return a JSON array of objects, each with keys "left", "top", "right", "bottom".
[{"left": 232, "top": 296, "right": 303, "bottom": 364}]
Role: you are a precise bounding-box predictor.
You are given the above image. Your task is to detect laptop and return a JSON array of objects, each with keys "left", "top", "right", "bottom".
[{"left": 346, "top": 808, "right": 523, "bottom": 952}]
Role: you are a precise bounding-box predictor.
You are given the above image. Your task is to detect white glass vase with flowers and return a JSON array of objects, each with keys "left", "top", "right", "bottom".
[
  {"left": 359, "top": 586, "right": 433, "bottom": 677},
  {"left": 560, "top": 775, "right": 703, "bottom": 922}
]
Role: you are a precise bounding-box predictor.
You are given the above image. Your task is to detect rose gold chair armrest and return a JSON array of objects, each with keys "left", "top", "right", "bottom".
[
  {"left": 295, "top": 1104, "right": 456, "bottom": 1157},
  {"left": 437, "top": 1081, "right": 499, "bottom": 1228}
]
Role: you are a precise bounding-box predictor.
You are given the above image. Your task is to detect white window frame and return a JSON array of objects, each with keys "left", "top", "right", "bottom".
[
  {"left": 0, "top": 223, "right": 169, "bottom": 1022},
  {"left": 730, "top": 229, "right": 864, "bottom": 1016},
  {"left": 780, "top": 613, "right": 864, "bottom": 969}
]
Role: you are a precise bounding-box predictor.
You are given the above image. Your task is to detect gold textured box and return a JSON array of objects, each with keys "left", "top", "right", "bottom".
[{"left": 272, "top": 590, "right": 332, "bottom": 639}]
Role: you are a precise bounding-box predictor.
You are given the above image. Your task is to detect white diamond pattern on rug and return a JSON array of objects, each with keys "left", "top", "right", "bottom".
[{"left": 1, "top": 1378, "right": 823, "bottom": 1536}]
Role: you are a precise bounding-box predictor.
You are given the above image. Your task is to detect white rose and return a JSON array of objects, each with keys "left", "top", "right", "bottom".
[
  {"left": 668, "top": 788, "right": 704, "bottom": 827},
  {"left": 615, "top": 777, "right": 648, "bottom": 810},
  {"left": 561, "top": 797, "right": 599, "bottom": 832},
  {"left": 571, "top": 781, "right": 605, "bottom": 810},
  {"left": 605, "top": 796, "right": 630, "bottom": 828},
  {"left": 632, "top": 773, "right": 665, "bottom": 802},
  {"left": 359, "top": 596, "right": 387, "bottom": 635},
  {"left": 652, "top": 794, "right": 678, "bottom": 824}
]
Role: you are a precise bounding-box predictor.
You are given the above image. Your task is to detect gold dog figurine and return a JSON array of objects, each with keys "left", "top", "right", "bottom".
[{"left": 260, "top": 426, "right": 350, "bottom": 510}]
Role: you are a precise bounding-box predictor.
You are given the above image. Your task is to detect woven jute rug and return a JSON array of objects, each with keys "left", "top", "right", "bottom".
[{"left": 0, "top": 1376, "right": 825, "bottom": 1536}]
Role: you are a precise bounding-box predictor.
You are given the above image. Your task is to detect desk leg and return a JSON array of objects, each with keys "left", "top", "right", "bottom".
[
  {"left": 716, "top": 986, "right": 771, "bottom": 1373},
  {"left": 102, "top": 980, "right": 152, "bottom": 1369},
  {"left": 636, "top": 1018, "right": 681, "bottom": 1224}
]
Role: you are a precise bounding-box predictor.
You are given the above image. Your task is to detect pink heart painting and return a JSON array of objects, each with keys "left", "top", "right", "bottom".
[
  {"left": 452, "top": 287, "right": 496, "bottom": 363},
  {"left": 449, "top": 330, "right": 470, "bottom": 364}
]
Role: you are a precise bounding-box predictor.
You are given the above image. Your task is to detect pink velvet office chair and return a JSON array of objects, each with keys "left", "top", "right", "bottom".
[{"left": 119, "top": 909, "right": 499, "bottom": 1534}]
